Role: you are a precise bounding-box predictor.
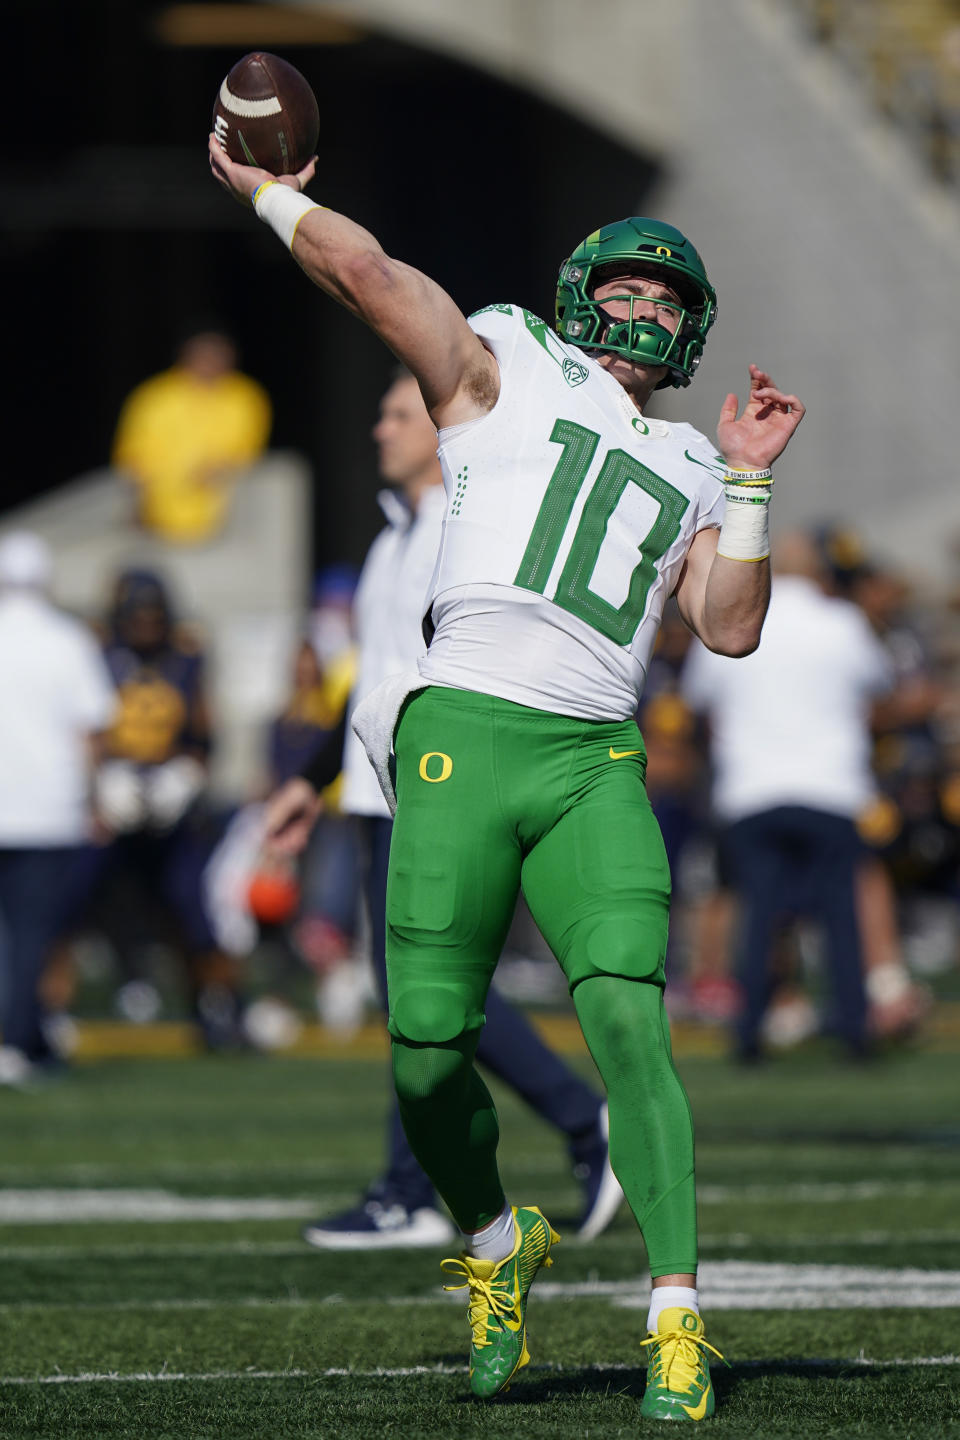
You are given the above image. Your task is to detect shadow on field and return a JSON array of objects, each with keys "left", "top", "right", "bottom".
[
  {"left": 432, "top": 1355, "right": 922, "bottom": 1409},
  {"left": 435, "top": 1362, "right": 646, "bottom": 1405},
  {"left": 712, "top": 1356, "right": 936, "bottom": 1405}
]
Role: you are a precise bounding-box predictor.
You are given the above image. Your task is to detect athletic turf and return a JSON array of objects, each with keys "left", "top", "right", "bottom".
[{"left": 0, "top": 1037, "right": 958, "bottom": 1436}]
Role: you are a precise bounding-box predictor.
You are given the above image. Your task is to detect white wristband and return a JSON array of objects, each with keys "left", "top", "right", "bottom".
[
  {"left": 716, "top": 479, "right": 773, "bottom": 562},
  {"left": 724, "top": 466, "right": 773, "bottom": 485},
  {"left": 253, "top": 181, "right": 321, "bottom": 250}
]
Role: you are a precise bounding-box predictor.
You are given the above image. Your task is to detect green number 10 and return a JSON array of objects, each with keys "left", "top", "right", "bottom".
[{"left": 514, "top": 418, "right": 690, "bottom": 645}]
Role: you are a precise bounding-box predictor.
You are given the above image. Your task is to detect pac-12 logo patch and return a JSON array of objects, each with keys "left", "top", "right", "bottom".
[{"left": 562, "top": 357, "right": 589, "bottom": 387}]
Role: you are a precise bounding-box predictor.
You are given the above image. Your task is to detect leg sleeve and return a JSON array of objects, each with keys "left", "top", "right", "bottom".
[
  {"left": 573, "top": 975, "right": 698, "bottom": 1277},
  {"left": 521, "top": 774, "right": 695, "bottom": 1275}
]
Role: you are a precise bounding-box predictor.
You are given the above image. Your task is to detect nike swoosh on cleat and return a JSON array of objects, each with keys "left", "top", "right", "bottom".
[
  {"left": 608, "top": 747, "right": 643, "bottom": 760},
  {"left": 681, "top": 1393, "right": 709, "bottom": 1421}
]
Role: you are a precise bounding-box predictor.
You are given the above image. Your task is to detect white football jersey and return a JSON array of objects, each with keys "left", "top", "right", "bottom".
[{"left": 418, "top": 304, "right": 726, "bottom": 720}]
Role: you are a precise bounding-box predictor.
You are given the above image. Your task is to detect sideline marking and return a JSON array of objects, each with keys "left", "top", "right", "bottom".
[
  {"left": 2, "top": 1262, "right": 960, "bottom": 1312},
  {"left": 1, "top": 1356, "right": 958, "bottom": 1386},
  {"left": 3, "top": 1227, "right": 960, "bottom": 1263},
  {"left": 1, "top": 1178, "right": 958, "bottom": 1226},
  {"left": 0, "top": 1190, "right": 317, "bottom": 1224},
  {"left": 697, "top": 1180, "right": 960, "bottom": 1204}
]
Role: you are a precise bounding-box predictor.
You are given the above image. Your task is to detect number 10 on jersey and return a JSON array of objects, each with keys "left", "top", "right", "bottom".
[{"left": 513, "top": 419, "right": 690, "bottom": 646}]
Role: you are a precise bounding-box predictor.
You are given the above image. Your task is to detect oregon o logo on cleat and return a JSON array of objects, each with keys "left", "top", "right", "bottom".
[{"left": 419, "top": 751, "right": 453, "bottom": 783}]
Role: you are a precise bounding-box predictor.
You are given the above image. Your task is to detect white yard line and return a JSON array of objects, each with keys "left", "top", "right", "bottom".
[
  {"left": 3, "top": 1261, "right": 960, "bottom": 1311},
  {"left": 699, "top": 1229, "right": 960, "bottom": 1249},
  {"left": 697, "top": 1180, "right": 960, "bottom": 1204},
  {"left": 1, "top": 1356, "right": 958, "bottom": 1386},
  {"left": 0, "top": 1240, "right": 313, "bottom": 1260},
  {"left": 3, "top": 1228, "right": 960, "bottom": 1263},
  {"left": 1, "top": 1179, "right": 958, "bottom": 1226},
  {"left": 0, "top": 1190, "right": 318, "bottom": 1223}
]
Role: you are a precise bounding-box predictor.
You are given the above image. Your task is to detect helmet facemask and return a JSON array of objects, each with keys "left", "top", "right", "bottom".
[{"left": 556, "top": 220, "right": 717, "bottom": 389}]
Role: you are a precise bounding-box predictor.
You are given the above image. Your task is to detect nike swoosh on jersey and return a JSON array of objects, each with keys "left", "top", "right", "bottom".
[
  {"left": 684, "top": 447, "right": 727, "bottom": 478},
  {"left": 681, "top": 1392, "right": 710, "bottom": 1421},
  {"left": 608, "top": 747, "right": 643, "bottom": 760}
]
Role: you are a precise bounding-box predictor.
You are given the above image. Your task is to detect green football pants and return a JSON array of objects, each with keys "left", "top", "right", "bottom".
[{"left": 385, "top": 686, "right": 697, "bottom": 1276}]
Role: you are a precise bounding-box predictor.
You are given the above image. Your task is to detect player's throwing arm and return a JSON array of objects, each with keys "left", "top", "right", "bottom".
[{"left": 207, "top": 136, "right": 497, "bottom": 432}]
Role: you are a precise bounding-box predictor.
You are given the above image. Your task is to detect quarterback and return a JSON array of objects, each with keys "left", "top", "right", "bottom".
[{"left": 210, "top": 136, "right": 803, "bottom": 1422}]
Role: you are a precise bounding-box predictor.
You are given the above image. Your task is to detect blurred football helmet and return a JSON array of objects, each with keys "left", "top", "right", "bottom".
[{"left": 556, "top": 218, "right": 716, "bottom": 389}]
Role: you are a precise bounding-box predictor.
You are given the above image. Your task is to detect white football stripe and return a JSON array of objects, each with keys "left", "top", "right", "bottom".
[
  {"left": 612, "top": 1260, "right": 960, "bottom": 1310},
  {"left": 219, "top": 80, "right": 281, "bottom": 118},
  {"left": 1, "top": 1261, "right": 959, "bottom": 1313},
  {"left": 0, "top": 1356, "right": 958, "bottom": 1385},
  {"left": 1, "top": 1182, "right": 957, "bottom": 1247},
  {"left": 0, "top": 1189, "right": 315, "bottom": 1223},
  {"left": 697, "top": 1179, "right": 960, "bottom": 1203},
  {"left": 2, "top": 1227, "right": 959, "bottom": 1262}
]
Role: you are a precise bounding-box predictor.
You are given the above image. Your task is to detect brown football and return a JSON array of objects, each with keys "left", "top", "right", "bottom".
[{"left": 212, "top": 52, "right": 319, "bottom": 175}]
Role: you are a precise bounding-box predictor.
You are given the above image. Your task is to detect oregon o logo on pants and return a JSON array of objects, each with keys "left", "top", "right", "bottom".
[{"left": 419, "top": 751, "right": 453, "bottom": 783}]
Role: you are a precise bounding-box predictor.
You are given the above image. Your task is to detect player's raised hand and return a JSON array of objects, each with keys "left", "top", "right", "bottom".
[
  {"left": 208, "top": 134, "right": 317, "bottom": 206},
  {"left": 717, "top": 364, "right": 805, "bottom": 471},
  {"left": 263, "top": 776, "right": 323, "bottom": 857}
]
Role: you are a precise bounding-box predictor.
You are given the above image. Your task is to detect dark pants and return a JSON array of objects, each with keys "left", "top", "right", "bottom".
[
  {"left": 0, "top": 847, "right": 74, "bottom": 1059},
  {"left": 79, "top": 823, "right": 217, "bottom": 969},
  {"left": 361, "top": 816, "right": 601, "bottom": 1210},
  {"left": 722, "top": 806, "right": 868, "bottom": 1055}
]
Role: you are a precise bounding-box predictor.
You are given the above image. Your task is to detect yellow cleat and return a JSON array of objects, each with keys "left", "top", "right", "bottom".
[
  {"left": 639, "top": 1307, "right": 724, "bottom": 1421},
  {"left": 441, "top": 1205, "right": 559, "bottom": 1398}
]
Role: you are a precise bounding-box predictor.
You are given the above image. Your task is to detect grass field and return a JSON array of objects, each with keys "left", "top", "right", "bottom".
[{"left": 1, "top": 1020, "right": 959, "bottom": 1438}]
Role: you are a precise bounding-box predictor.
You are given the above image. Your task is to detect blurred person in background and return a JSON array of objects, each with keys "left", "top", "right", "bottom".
[
  {"left": 87, "top": 568, "right": 246, "bottom": 1048},
  {"left": 112, "top": 328, "right": 272, "bottom": 546},
  {"left": 813, "top": 526, "right": 939, "bottom": 1035},
  {"left": 265, "top": 370, "right": 621, "bottom": 1249},
  {"left": 683, "top": 532, "right": 892, "bottom": 1063},
  {"left": 0, "top": 532, "right": 116, "bottom": 1086},
  {"left": 308, "top": 563, "right": 359, "bottom": 675},
  {"left": 264, "top": 635, "right": 363, "bottom": 1003}
]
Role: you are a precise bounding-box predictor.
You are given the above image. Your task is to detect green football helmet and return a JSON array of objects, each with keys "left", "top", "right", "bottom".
[{"left": 555, "top": 218, "right": 717, "bottom": 389}]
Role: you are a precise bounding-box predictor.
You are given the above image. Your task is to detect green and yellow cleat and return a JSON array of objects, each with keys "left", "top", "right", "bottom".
[
  {"left": 441, "top": 1205, "right": 560, "bottom": 1398},
  {"left": 639, "top": 1307, "right": 723, "bottom": 1422}
]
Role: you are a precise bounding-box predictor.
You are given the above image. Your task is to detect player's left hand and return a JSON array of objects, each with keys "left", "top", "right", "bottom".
[
  {"left": 717, "top": 364, "right": 805, "bottom": 471},
  {"left": 207, "top": 133, "right": 317, "bottom": 207}
]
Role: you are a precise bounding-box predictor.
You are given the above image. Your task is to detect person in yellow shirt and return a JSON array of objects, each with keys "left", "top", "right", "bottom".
[{"left": 112, "top": 330, "right": 272, "bottom": 544}]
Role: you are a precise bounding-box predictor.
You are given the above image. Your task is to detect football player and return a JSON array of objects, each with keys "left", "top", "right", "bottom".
[{"left": 210, "top": 138, "right": 804, "bottom": 1422}]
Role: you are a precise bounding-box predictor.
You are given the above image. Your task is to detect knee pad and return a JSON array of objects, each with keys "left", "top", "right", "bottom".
[
  {"left": 388, "top": 984, "right": 475, "bottom": 1045},
  {"left": 565, "top": 911, "right": 667, "bottom": 988}
]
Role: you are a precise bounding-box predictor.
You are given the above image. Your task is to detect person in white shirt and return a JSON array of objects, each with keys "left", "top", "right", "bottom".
[
  {"left": 211, "top": 131, "right": 804, "bottom": 1420},
  {"left": 0, "top": 532, "right": 116, "bottom": 1085},
  {"left": 269, "top": 371, "right": 620, "bottom": 1252},
  {"left": 682, "top": 532, "right": 893, "bottom": 1062}
]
